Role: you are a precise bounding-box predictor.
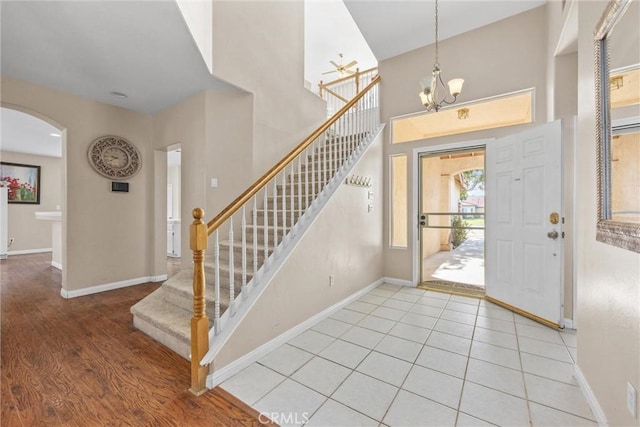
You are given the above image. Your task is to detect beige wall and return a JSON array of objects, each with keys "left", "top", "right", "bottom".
[
  {"left": 2, "top": 77, "right": 155, "bottom": 291},
  {"left": 381, "top": 6, "right": 548, "bottom": 283},
  {"left": 211, "top": 0, "right": 326, "bottom": 179},
  {"left": 215, "top": 132, "right": 384, "bottom": 369},
  {"left": 0, "top": 1, "right": 329, "bottom": 293},
  {"left": 1, "top": 151, "right": 62, "bottom": 252},
  {"left": 576, "top": 3, "right": 640, "bottom": 426},
  {"left": 152, "top": 90, "right": 255, "bottom": 269}
]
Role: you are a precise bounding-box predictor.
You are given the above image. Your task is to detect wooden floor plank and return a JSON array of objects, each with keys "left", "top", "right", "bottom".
[{"left": 1, "top": 254, "right": 273, "bottom": 426}]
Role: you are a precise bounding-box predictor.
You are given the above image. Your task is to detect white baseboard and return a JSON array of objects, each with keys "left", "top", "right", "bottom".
[
  {"left": 383, "top": 277, "right": 414, "bottom": 287},
  {"left": 51, "top": 261, "right": 62, "bottom": 270},
  {"left": 206, "top": 277, "right": 385, "bottom": 388},
  {"left": 8, "top": 248, "right": 52, "bottom": 255},
  {"left": 60, "top": 274, "right": 168, "bottom": 299},
  {"left": 563, "top": 318, "right": 574, "bottom": 329},
  {"left": 574, "top": 364, "right": 608, "bottom": 426}
]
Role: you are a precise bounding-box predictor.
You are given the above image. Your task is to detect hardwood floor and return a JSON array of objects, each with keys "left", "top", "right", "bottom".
[{"left": 1, "top": 254, "right": 272, "bottom": 426}]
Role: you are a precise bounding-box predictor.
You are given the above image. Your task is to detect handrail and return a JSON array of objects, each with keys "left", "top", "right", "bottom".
[
  {"left": 320, "top": 66, "right": 378, "bottom": 88},
  {"left": 206, "top": 75, "right": 381, "bottom": 235}
]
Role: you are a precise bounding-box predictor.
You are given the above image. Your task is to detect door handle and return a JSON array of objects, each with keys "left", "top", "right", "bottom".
[{"left": 547, "top": 230, "right": 559, "bottom": 240}]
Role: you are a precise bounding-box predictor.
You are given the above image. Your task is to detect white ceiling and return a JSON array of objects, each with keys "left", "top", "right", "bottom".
[
  {"left": 0, "top": 108, "right": 62, "bottom": 158},
  {"left": 0, "top": 0, "right": 548, "bottom": 158},
  {"left": 344, "top": 0, "right": 547, "bottom": 61},
  {"left": 305, "top": 0, "right": 378, "bottom": 91},
  {"left": 0, "top": 0, "right": 235, "bottom": 115}
]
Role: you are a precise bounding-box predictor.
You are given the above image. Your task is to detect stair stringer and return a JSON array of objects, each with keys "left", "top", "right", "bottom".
[{"left": 199, "top": 124, "right": 385, "bottom": 372}]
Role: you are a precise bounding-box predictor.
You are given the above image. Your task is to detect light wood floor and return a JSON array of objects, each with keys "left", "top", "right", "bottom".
[{"left": 0, "top": 253, "right": 271, "bottom": 426}]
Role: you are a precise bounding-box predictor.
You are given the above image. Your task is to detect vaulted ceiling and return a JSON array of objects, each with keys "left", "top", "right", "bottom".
[
  {"left": 1, "top": 0, "right": 548, "bottom": 156},
  {"left": 344, "top": 0, "right": 546, "bottom": 60}
]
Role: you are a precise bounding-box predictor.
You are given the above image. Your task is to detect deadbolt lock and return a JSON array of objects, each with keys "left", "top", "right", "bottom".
[{"left": 549, "top": 212, "right": 560, "bottom": 225}]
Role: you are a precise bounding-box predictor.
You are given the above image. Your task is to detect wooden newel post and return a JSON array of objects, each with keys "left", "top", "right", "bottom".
[{"left": 189, "top": 207, "right": 209, "bottom": 396}]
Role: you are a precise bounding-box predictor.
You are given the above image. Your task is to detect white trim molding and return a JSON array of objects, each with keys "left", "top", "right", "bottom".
[
  {"left": 60, "top": 274, "right": 168, "bottom": 299},
  {"left": 8, "top": 248, "right": 52, "bottom": 255},
  {"left": 383, "top": 277, "right": 414, "bottom": 287},
  {"left": 574, "top": 364, "right": 608, "bottom": 426},
  {"left": 206, "top": 277, "right": 385, "bottom": 388},
  {"left": 562, "top": 318, "right": 574, "bottom": 329}
]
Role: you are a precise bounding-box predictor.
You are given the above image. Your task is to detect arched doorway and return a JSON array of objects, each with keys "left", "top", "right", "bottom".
[{"left": 0, "top": 106, "right": 66, "bottom": 279}]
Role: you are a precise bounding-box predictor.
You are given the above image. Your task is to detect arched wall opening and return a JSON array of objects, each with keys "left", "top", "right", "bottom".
[{"left": 0, "top": 104, "right": 67, "bottom": 284}]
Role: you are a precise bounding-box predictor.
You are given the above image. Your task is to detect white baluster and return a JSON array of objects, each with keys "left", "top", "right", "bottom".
[
  {"left": 311, "top": 141, "right": 316, "bottom": 201},
  {"left": 281, "top": 172, "right": 287, "bottom": 233},
  {"left": 347, "top": 110, "right": 352, "bottom": 159},
  {"left": 290, "top": 163, "right": 294, "bottom": 230},
  {"left": 263, "top": 188, "right": 268, "bottom": 266},
  {"left": 328, "top": 132, "right": 332, "bottom": 183},
  {"left": 228, "top": 217, "right": 235, "bottom": 315},
  {"left": 331, "top": 123, "right": 340, "bottom": 176},
  {"left": 305, "top": 147, "right": 310, "bottom": 210},
  {"left": 296, "top": 157, "right": 301, "bottom": 224},
  {"left": 340, "top": 117, "right": 344, "bottom": 170},
  {"left": 241, "top": 206, "right": 247, "bottom": 301},
  {"left": 253, "top": 197, "right": 258, "bottom": 279},
  {"left": 323, "top": 132, "right": 327, "bottom": 187},
  {"left": 214, "top": 230, "right": 220, "bottom": 335},
  {"left": 273, "top": 180, "right": 278, "bottom": 248}
]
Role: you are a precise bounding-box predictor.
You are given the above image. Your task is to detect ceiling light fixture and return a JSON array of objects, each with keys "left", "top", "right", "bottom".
[
  {"left": 110, "top": 91, "right": 128, "bottom": 99},
  {"left": 418, "top": 0, "right": 464, "bottom": 112},
  {"left": 50, "top": 133, "right": 61, "bottom": 137}
]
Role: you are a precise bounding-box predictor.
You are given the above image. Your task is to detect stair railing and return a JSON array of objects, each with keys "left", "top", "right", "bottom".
[
  {"left": 189, "top": 75, "right": 380, "bottom": 394},
  {"left": 319, "top": 67, "right": 378, "bottom": 117}
]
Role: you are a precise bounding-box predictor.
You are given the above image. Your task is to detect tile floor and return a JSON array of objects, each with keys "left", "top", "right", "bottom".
[{"left": 221, "top": 284, "right": 594, "bottom": 426}]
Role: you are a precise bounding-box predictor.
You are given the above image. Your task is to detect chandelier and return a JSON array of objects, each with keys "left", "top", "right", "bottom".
[{"left": 418, "top": 0, "right": 464, "bottom": 112}]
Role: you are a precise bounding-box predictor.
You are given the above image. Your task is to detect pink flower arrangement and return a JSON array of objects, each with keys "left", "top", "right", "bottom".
[{"left": 1, "top": 176, "right": 36, "bottom": 201}]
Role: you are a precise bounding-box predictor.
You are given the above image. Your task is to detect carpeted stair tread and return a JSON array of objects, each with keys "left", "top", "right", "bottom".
[
  {"left": 163, "top": 269, "right": 234, "bottom": 302},
  {"left": 131, "top": 289, "right": 199, "bottom": 343}
]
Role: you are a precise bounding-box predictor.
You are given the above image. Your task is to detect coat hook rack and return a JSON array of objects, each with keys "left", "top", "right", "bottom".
[{"left": 345, "top": 175, "right": 372, "bottom": 188}]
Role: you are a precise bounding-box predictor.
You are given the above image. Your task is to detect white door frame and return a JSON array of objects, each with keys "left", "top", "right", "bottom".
[{"left": 411, "top": 138, "right": 495, "bottom": 286}]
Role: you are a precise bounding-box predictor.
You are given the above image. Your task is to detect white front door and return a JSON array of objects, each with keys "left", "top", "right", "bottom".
[{"left": 485, "top": 121, "right": 563, "bottom": 326}]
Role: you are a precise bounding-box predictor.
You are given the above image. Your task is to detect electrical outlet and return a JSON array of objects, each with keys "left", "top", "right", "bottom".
[
  {"left": 329, "top": 275, "right": 334, "bottom": 287},
  {"left": 628, "top": 382, "right": 637, "bottom": 418}
]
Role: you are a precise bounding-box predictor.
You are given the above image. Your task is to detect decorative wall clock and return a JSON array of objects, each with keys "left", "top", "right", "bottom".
[{"left": 87, "top": 135, "right": 141, "bottom": 179}]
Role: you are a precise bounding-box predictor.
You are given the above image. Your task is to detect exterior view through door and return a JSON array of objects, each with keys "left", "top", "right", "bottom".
[
  {"left": 419, "top": 148, "right": 486, "bottom": 296},
  {"left": 417, "top": 120, "right": 564, "bottom": 328}
]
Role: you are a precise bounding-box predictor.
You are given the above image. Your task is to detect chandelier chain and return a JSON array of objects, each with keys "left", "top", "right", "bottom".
[{"left": 434, "top": 0, "right": 439, "bottom": 69}]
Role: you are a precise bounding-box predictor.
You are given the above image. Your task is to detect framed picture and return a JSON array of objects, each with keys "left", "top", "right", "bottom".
[{"left": 0, "top": 162, "right": 41, "bottom": 204}]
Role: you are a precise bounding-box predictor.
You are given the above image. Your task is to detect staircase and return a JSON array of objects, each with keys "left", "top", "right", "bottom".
[
  {"left": 131, "top": 75, "right": 381, "bottom": 392},
  {"left": 132, "top": 136, "right": 362, "bottom": 357}
]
